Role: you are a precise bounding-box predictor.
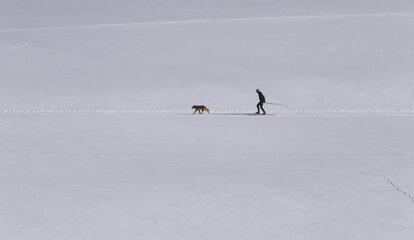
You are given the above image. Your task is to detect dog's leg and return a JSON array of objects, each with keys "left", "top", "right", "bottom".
[{"left": 193, "top": 110, "right": 197, "bottom": 115}]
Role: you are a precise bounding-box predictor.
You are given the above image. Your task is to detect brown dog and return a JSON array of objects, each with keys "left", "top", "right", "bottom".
[{"left": 192, "top": 105, "right": 210, "bottom": 114}]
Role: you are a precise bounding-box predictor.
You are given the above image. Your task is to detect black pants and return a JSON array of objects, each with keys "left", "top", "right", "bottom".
[{"left": 256, "top": 102, "right": 266, "bottom": 114}]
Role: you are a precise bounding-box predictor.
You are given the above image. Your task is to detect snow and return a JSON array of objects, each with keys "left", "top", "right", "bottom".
[
  {"left": 2, "top": 0, "right": 414, "bottom": 29},
  {"left": 1, "top": 1, "right": 414, "bottom": 239}
]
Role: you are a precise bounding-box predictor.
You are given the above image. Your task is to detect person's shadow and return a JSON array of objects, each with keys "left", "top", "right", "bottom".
[
  {"left": 209, "top": 113, "right": 275, "bottom": 116},
  {"left": 176, "top": 112, "right": 275, "bottom": 116}
]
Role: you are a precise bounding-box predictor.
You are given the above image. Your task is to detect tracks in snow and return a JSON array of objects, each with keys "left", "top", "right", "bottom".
[
  {"left": 0, "top": 42, "right": 31, "bottom": 55},
  {"left": 360, "top": 172, "right": 414, "bottom": 204},
  {"left": 2, "top": 149, "right": 143, "bottom": 158},
  {"left": 1, "top": 109, "right": 414, "bottom": 117},
  {"left": 319, "top": 138, "right": 414, "bottom": 205},
  {"left": 1, "top": 12, "right": 414, "bottom": 33}
]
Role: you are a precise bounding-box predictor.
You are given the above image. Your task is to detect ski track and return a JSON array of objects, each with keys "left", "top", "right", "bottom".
[
  {"left": 3, "top": 149, "right": 412, "bottom": 159},
  {"left": 2, "top": 149, "right": 143, "bottom": 158},
  {"left": 0, "top": 42, "right": 30, "bottom": 55},
  {"left": 360, "top": 172, "right": 414, "bottom": 204},
  {"left": 1, "top": 109, "right": 414, "bottom": 117},
  {"left": 1, "top": 12, "right": 414, "bottom": 33}
]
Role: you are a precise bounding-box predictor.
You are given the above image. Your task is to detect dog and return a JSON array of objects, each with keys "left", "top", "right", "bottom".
[{"left": 192, "top": 105, "right": 210, "bottom": 114}]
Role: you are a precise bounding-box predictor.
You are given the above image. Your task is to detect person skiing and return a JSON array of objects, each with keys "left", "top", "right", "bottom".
[{"left": 256, "top": 89, "right": 266, "bottom": 115}]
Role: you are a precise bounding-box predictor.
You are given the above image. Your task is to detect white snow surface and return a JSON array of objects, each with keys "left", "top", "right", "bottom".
[{"left": 1, "top": 1, "right": 414, "bottom": 239}]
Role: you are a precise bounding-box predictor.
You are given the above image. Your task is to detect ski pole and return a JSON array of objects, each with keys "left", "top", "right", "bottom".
[{"left": 266, "top": 102, "right": 288, "bottom": 108}]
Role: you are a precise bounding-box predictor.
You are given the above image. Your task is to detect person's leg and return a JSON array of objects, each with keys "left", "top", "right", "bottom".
[
  {"left": 256, "top": 102, "right": 260, "bottom": 114},
  {"left": 260, "top": 102, "right": 266, "bottom": 114}
]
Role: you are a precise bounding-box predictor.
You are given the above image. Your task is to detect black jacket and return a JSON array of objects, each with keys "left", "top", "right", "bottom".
[{"left": 257, "top": 91, "right": 266, "bottom": 103}]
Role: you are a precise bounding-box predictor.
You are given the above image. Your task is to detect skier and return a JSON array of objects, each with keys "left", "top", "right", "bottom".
[{"left": 256, "top": 89, "right": 266, "bottom": 115}]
